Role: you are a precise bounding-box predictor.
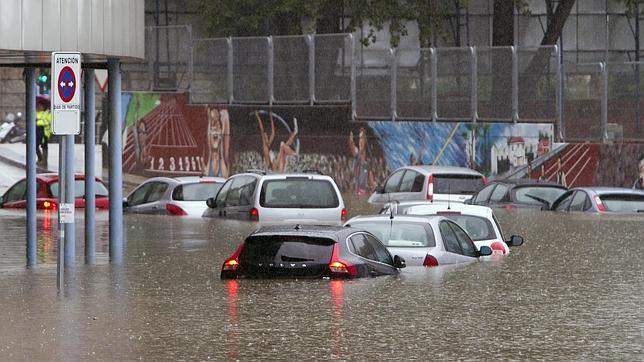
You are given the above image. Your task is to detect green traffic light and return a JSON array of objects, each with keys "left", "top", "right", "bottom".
[{"left": 38, "top": 74, "right": 48, "bottom": 83}]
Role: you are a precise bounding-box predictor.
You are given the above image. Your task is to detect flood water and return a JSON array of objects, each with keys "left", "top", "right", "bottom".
[{"left": 0, "top": 197, "right": 642, "bottom": 360}]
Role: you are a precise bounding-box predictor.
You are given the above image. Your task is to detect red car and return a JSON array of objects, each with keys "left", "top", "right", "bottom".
[{"left": 0, "top": 173, "right": 109, "bottom": 210}]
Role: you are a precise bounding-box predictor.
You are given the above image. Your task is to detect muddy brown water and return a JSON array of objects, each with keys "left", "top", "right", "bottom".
[{"left": 0, "top": 197, "right": 642, "bottom": 360}]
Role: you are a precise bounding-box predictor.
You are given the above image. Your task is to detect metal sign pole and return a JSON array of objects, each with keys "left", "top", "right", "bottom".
[{"left": 57, "top": 140, "right": 65, "bottom": 290}]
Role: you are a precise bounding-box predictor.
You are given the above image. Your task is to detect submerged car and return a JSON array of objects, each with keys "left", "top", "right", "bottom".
[
  {"left": 396, "top": 202, "right": 524, "bottom": 255},
  {"left": 204, "top": 171, "right": 346, "bottom": 223},
  {"left": 0, "top": 173, "right": 109, "bottom": 210},
  {"left": 220, "top": 224, "right": 406, "bottom": 279},
  {"left": 344, "top": 214, "right": 493, "bottom": 267},
  {"left": 124, "top": 176, "right": 225, "bottom": 216},
  {"left": 368, "top": 165, "right": 486, "bottom": 205},
  {"left": 468, "top": 179, "right": 567, "bottom": 209},
  {"left": 551, "top": 187, "right": 644, "bottom": 213}
]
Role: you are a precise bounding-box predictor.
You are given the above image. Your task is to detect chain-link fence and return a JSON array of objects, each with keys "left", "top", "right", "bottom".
[{"left": 121, "top": 26, "right": 644, "bottom": 142}]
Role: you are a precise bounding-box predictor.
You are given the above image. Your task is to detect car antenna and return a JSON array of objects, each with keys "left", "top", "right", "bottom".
[
  {"left": 294, "top": 224, "right": 301, "bottom": 230},
  {"left": 387, "top": 191, "right": 394, "bottom": 219},
  {"left": 447, "top": 183, "right": 451, "bottom": 210}
]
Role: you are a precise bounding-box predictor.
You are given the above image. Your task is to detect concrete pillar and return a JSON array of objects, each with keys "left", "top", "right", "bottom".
[{"left": 108, "top": 58, "right": 123, "bottom": 263}]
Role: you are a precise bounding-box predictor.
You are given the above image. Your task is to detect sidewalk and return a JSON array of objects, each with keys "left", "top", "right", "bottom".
[{"left": 0, "top": 143, "right": 145, "bottom": 188}]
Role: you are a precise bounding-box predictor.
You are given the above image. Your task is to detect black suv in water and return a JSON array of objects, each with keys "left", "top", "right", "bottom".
[{"left": 220, "top": 225, "right": 406, "bottom": 279}]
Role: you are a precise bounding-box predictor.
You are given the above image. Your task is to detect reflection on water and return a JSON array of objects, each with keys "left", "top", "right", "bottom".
[{"left": 0, "top": 206, "right": 642, "bottom": 360}]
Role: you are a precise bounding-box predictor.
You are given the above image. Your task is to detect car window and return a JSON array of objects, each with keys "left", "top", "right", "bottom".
[
  {"left": 347, "top": 221, "right": 435, "bottom": 247},
  {"left": 514, "top": 186, "right": 567, "bottom": 205},
  {"left": 489, "top": 184, "right": 510, "bottom": 203},
  {"left": 127, "top": 183, "right": 153, "bottom": 206},
  {"left": 439, "top": 221, "right": 462, "bottom": 254},
  {"left": 399, "top": 170, "right": 419, "bottom": 193},
  {"left": 412, "top": 173, "right": 425, "bottom": 192},
  {"left": 364, "top": 234, "right": 394, "bottom": 265},
  {"left": 239, "top": 235, "right": 334, "bottom": 265},
  {"left": 384, "top": 170, "right": 405, "bottom": 193},
  {"left": 472, "top": 184, "right": 495, "bottom": 205},
  {"left": 173, "top": 182, "right": 223, "bottom": 201},
  {"left": 491, "top": 213, "right": 505, "bottom": 241},
  {"left": 50, "top": 179, "right": 110, "bottom": 198},
  {"left": 433, "top": 174, "right": 485, "bottom": 194},
  {"left": 146, "top": 182, "right": 169, "bottom": 203},
  {"left": 600, "top": 194, "right": 644, "bottom": 212},
  {"left": 553, "top": 191, "right": 574, "bottom": 211},
  {"left": 3, "top": 180, "right": 27, "bottom": 203},
  {"left": 440, "top": 214, "right": 497, "bottom": 241},
  {"left": 226, "top": 176, "right": 256, "bottom": 207},
  {"left": 569, "top": 191, "right": 589, "bottom": 212},
  {"left": 448, "top": 221, "right": 479, "bottom": 257},
  {"left": 214, "top": 179, "right": 234, "bottom": 208},
  {"left": 349, "top": 233, "right": 379, "bottom": 261},
  {"left": 260, "top": 178, "right": 339, "bottom": 208}
]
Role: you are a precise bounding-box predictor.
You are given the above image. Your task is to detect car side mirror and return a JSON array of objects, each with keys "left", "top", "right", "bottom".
[
  {"left": 122, "top": 197, "right": 128, "bottom": 207},
  {"left": 393, "top": 255, "right": 406, "bottom": 269},
  {"left": 507, "top": 235, "right": 524, "bottom": 247},
  {"left": 375, "top": 185, "right": 385, "bottom": 194},
  {"left": 206, "top": 197, "right": 216, "bottom": 208},
  {"left": 478, "top": 245, "right": 493, "bottom": 256}
]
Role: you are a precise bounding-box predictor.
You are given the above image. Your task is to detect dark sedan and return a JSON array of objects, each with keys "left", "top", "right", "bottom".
[
  {"left": 468, "top": 179, "right": 567, "bottom": 210},
  {"left": 220, "top": 224, "right": 406, "bottom": 279}
]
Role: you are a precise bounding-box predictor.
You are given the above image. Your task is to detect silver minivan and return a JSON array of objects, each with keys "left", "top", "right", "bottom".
[
  {"left": 203, "top": 171, "right": 346, "bottom": 224},
  {"left": 368, "top": 165, "right": 486, "bottom": 205}
]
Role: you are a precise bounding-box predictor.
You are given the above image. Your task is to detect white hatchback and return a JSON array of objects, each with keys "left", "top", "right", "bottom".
[
  {"left": 344, "top": 214, "right": 493, "bottom": 267},
  {"left": 398, "top": 202, "right": 524, "bottom": 255}
]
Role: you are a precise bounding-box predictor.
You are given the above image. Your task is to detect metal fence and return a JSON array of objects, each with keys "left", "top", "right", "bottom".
[{"left": 120, "top": 26, "right": 644, "bottom": 142}]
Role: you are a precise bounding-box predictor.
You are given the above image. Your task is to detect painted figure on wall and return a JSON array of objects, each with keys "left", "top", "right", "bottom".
[
  {"left": 202, "top": 107, "right": 230, "bottom": 178},
  {"left": 634, "top": 153, "right": 644, "bottom": 189},
  {"left": 255, "top": 110, "right": 299, "bottom": 172},
  {"left": 348, "top": 127, "right": 375, "bottom": 195},
  {"left": 134, "top": 119, "right": 149, "bottom": 171}
]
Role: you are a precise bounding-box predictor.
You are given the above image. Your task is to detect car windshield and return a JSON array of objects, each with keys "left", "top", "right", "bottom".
[
  {"left": 172, "top": 182, "right": 223, "bottom": 201},
  {"left": 600, "top": 194, "right": 644, "bottom": 213},
  {"left": 514, "top": 186, "right": 566, "bottom": 205},
  {"left": 438, "top": 214, "right": 497, "bottom": 241},
  {"left": 433, "top": 174, "right": 484, "bottom": 194},
  {"left": 260, "top": 179, "right": 339, "bottom": 208},
  {"left": 239, "top": 236, "right": 335, "bottom": 264},
  {"left": 348, "top": 221, "right": 435, "bottom": 247},
  {"left": 50, "top": 180, "right": 109, "bottom": 198}
]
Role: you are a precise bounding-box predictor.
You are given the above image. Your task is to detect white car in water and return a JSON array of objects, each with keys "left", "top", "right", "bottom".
[
  {"left": 344, "top": 214, "right": 493, "bottom": 267},
  {"left": 390, "top": 201, "right": 524, "bottom": 255}
]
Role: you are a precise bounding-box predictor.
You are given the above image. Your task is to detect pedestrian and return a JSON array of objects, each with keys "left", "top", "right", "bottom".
[
  {"left": 35, "top": 98, "right": 52, "bottom": 168},
  {"left": 633, "top": 153, "right": 644, "bottom": 190}
]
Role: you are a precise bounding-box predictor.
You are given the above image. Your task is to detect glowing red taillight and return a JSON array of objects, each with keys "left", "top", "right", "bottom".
[
  {"left": 341, "top": 208, "right": 347, "bottom": 221},
  {"left": 42, "top": 200, "right": 57, "bottom": 210},
  {"left": 222, "top": 243, "right": 245, "bottom": 272},
  {"left": 490, "top": 241, "right": 507, "bottom": 255},
  {"left": 426, "top": 175, "right": 434, "bottom": 201},
  {"left": 165, "top": 203, "right": 187, "bottom": 216},
  {"left": 423, "top": 254, "right": 439, "bottom": 267},
  {"left": 328, "top": 243, "right": 357, "bottom": 277},
  {"left": 594, "top": 195, "right": 606, "bottom": 213},
  {"left": 249, "top": 208, "right": 259, "bottom": 221}
]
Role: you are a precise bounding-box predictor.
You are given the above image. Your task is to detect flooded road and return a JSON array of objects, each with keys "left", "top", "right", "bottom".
[{"left": 0, "top": 200, "right": 642, "bottom": 360}]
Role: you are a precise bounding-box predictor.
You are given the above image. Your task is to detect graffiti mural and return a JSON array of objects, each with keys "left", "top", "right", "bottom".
[{"left": 117, "top": 92, "right": 639, "bottom": 194}]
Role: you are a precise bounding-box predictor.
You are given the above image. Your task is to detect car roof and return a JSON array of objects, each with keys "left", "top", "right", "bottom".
[
  {"left": 172, "top": 176, "right": 226, "bottom": 184},
  {"left": 490, "top": 178, "right": 566, "bottom": 188},
  {"left": 571, "top": 186, "right": 644, "bottom": 195},
  {"left": 402, "top": 165, "right": 484, "bottom": 176},
  {"left": 404, "top": 203, "right": 494, "bottom": 217},
  {"left": 34, "top": 173, "right": 99, "bottom": 182},
  {"left": 250, "top": 224, "right": 357, "bottom": 240},
  {"left": 232, "top": 172, "right": 335, "bottom": 181},
  {"left": 346, "top": 214, "right": 443, "bottom": 225}
]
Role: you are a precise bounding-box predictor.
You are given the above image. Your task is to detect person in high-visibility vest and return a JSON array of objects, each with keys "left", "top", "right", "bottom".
[{"left": 36, "top": 101, "right": 52, "bottom": 167}]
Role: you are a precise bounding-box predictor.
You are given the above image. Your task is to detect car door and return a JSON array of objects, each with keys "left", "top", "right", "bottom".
[
  {"left": 552, "top": 191, "right": 574, "bottom": 212},
  {"left": 397, "top": 170, "right": 425, "bottom": 202},
  {"left": 126, "top": 181, "right": 169, "bottom": 214},
  {"left": 438, "top": 220, "right": 476, "bottom": 264},
  {"left": 348, "top": 233, "right": 397, "bottom": 276},
  {"left": 225, "top": 176, "right": 257, "bottom": 220},
  {"left": 447, "top": 221, "right": 481, "bottom": 259},
  {"left": 0, "top": 180, "right": 27, "bottom": 208},
  {"left": 371, "top": 169, "right": 406, "bottom": 204},
  {"left": 471, "top": 184, "right": 496, "bottom": 205},
  {"left": 209, "top": 177, "right": 234, "bottom": 218},
  {"left": 568, "top": 190, "right": 592, "bottom": 213},
  {"left": 487, "top": 183, "right": 510, "bottom": 207}
]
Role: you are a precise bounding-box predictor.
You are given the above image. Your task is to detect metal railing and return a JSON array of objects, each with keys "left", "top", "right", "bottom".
[{"left": 119, "top": 26, "right": 644, "bottom": 142}]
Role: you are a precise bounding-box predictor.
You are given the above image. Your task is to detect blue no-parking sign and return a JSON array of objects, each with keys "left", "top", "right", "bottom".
[{"left": 51, "top": 52, "right": 81, "bottom": 135}]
